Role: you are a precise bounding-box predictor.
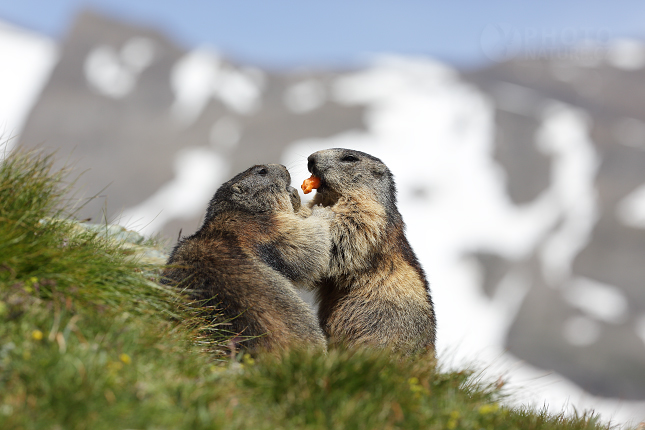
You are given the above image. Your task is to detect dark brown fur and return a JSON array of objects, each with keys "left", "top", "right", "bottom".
[
  {"left": 307, "top": 148, "right": 436, "bottom": 355},
  {"left": 163, "top": 164, "right": 330, "bottom": 353}
]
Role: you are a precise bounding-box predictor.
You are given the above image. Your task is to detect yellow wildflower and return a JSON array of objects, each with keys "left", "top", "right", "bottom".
[
  {"left": 478, "top": 403, "right": 500, "bottom": 414},
  {"left": 446, "top": 410, "right": 460, "bottom": 429}
]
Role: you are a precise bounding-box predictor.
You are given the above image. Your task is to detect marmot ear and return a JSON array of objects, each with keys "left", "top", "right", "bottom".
[
  {"left": 371, "top": 164, "right": 387, "bottom": 179},
  {"left": 231, "top": 184, "right": 247, "bottom": 194}
]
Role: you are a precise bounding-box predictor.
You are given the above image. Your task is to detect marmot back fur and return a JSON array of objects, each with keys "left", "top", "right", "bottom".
[
  {"left": 307, "top": 148, "right": 436, "bottom": 355},
  {"left": 163, "top": 164, "right": 330, "bottom": 352}
]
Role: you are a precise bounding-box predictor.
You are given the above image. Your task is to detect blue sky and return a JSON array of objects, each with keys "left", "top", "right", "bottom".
[{"left": 1, "top": 1, "right": 644, "bottom": 69}]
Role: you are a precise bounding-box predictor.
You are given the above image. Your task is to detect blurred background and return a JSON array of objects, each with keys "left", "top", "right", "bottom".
[{"left": 1, "top": 0, "right": 645, "bottom": 425}]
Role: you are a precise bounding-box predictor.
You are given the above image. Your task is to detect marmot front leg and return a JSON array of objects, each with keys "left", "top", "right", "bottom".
[{"left": 255, "top": 210, "right": 332, "bottom": 289}]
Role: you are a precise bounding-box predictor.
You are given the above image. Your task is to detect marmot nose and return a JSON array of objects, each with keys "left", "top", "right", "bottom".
[{"left": 307, "top": 155, "right": 316, "bottom": 173}]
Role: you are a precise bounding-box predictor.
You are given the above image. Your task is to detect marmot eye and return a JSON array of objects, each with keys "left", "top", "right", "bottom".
[
  {"left": 258, "top": 168, "right": 268, "bottom": 175},
  {"left": 341, "top": 155, "right": 359, "bottom": 162}
]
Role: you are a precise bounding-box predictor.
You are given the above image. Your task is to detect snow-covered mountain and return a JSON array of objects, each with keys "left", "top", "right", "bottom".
[{"left": 6, "top": 10, "right": 645, "bottom": 425}]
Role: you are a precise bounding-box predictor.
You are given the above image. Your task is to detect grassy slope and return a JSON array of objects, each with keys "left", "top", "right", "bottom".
[{"left": 0, "top": 148, "right": 613, "bottom": 430}]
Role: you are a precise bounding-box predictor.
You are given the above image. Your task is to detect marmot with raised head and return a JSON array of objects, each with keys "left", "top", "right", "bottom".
[
  {"left": 305, "top": 148, "right": 436, "bottom": 355},
  {"left": 164, "top": 164, "right": 331, "bottom": 352}
]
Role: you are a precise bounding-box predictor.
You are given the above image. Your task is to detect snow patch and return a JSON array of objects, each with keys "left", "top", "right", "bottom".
[
  {"left": 636, "top": 315, "right": 645, "bottom": 346},
  {"left": 170, "top": 48, "right": 263, "bottom": 125},
  {"left": 607, "top": 39, "right": 645, "bottom": 70},
  {"left": 84, "top": 37, "right": 155, "bottom": 98},
  {"left": 562, "top": 277, "right": 629, "bottom": 324},
  {"left": 120, "top": 147, "right": 227, "bottom": 236},
  {"left": 120, "top": 37, "right": 156, "bottom": 72},
  {"left": 283, "top": 79, "right": 326, "bottom": 113},
  {"left": 216, "top": 67, "right": 263, "bottom": 114},
  {"left": 617, "top": 182, "right": 645, "bottom": 229},
  {"left": 170, "top": 48, "right": 222, "bottom": 125},
  {"left": 0, "top": 21, "right": 58, "bottom": 152},
  {"left": 536, "top": 102, "right": 599, "bottom": 286}
]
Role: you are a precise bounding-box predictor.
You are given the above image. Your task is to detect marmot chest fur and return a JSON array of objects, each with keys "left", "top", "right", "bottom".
[
  {"left": 307, "top": 148, "right": 436, "bottom": 355},
  {"left": 164, "top": 164, "right": 331, "bottom": 353}
]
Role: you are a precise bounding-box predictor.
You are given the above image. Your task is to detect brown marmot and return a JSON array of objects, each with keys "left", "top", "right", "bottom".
[
  {"left": 163, "top": 164, "right": 331, "bottom": 353},
  {"left": 306, "top": 148, "right": 436, "bottom": 355}
]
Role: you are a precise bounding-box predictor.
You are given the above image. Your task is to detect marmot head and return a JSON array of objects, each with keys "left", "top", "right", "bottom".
[
  {"left": 205, "top": 164, "right": 301, "bottom": 221},
  {"left": 307, "top": 148, "right": 398, "bottom": 210}
]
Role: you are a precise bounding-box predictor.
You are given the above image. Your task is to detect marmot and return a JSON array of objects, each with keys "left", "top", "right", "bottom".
[
  {"left": 163, "top": 164, "right": 331, "bottom": 353},
  {"left": 306, "top": 148, "right": 436, "bottom": 355}
]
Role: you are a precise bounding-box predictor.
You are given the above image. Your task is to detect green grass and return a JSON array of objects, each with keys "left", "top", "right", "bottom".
[{"left": 0, "top": 147, "right": 616, "bottom": 430}]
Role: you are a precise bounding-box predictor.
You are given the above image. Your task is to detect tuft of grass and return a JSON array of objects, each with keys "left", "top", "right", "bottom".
[
  {"left": 0, "top": 147, "right": 230, "bottom": 429},
  {"left": 0, "top": 148, "right": 174, "bottom": 316},
  {"left": 0, "top": 146, "right": 617, "bottom": 430},
  {"left": 237, "top": 349, "right": 609, "bottom": 430}
]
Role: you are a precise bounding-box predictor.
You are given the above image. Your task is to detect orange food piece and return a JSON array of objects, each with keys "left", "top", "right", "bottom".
[{"left": 301, "top": 175, "right": 321, "bottom": 194}]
